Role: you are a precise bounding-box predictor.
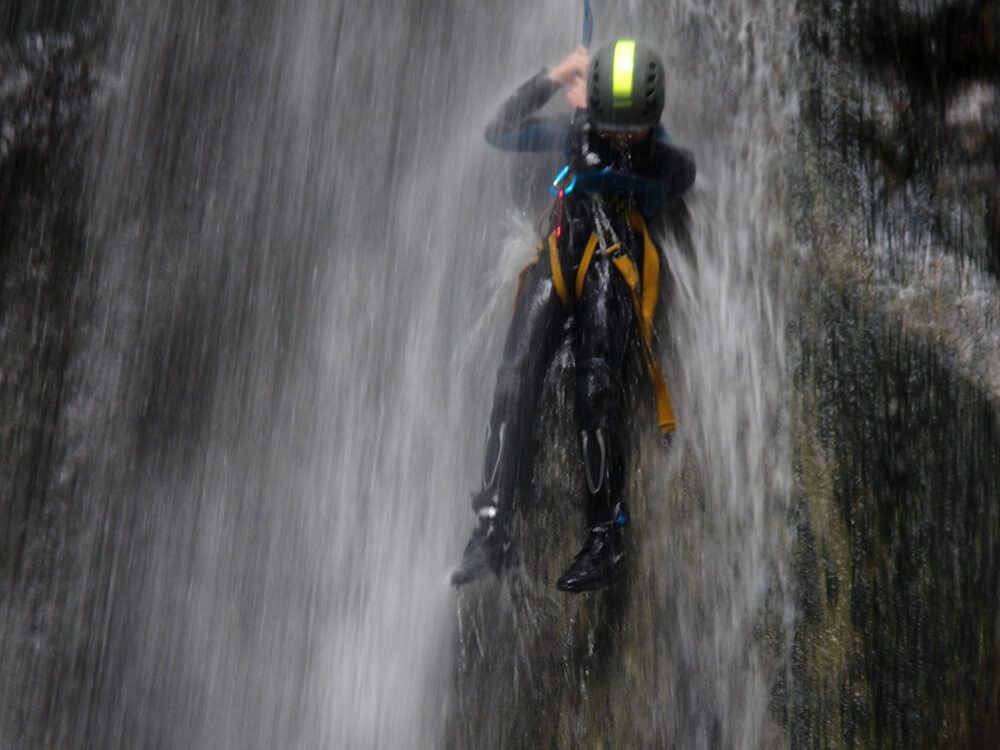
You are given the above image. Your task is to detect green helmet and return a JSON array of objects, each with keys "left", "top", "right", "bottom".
[{"left": 587, "top": 39, "right": 665, "bottom": 131}]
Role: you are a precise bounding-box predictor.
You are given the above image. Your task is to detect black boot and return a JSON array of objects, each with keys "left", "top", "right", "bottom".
[
  {"left": 451, "top": 493, "right": 510, "bottom": 586},
  {"left": 452, "top": 422, "right": 512, "bottom": 586},
  {"left": 556, "top": 504, "right": 629, "bottom": 592},
  {"left": 557, "top": 426, "right": 629, "bottom": 592}
]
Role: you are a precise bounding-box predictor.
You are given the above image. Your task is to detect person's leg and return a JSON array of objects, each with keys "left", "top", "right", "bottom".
[
  {"left": 452, "top": 255, "right": 565, "bottom": 585},
  {"left": 558, "top": 253, "right": 635, "bottom": 591}
]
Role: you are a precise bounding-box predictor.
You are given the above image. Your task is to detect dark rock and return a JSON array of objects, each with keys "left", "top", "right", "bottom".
[
  {"left": 0, "top": 31, "right": 95, "bottom": 576},
  {"left": 0, "top": 29, "right": 98, "bottom": 748},
  {"left": 792, "top": 1, "right": 1000, "bottom": 746}
]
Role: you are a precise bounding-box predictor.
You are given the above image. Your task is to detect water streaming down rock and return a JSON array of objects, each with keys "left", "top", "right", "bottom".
[
  {"left": 55, "top": 1, "right": 543, "bottom": 746},
  {"left": 1, "top": 0, "right": 798, "bottom": 743},
  {"left": 450, "top": 1, "right": 797, "bottom": 747},
  {"left": 2, "top": 0, "right": 999, "bottom": 747},
  {"left": 4, "top": 0, "right": 690, "bottom": 746}
]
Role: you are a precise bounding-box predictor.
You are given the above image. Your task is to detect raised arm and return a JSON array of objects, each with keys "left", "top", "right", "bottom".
[{"left": 484, "top": 46, "right": 590, "bottom": 153}]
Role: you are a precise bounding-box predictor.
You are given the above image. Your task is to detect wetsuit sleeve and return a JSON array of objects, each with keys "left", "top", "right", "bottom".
[{"left": 484, "top": 71, "right": 570, "bottom": 153}]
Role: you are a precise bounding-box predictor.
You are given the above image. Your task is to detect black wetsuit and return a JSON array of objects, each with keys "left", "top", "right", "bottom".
[{"left": 478, "top": 71, "right": 696, "bottom": 531}]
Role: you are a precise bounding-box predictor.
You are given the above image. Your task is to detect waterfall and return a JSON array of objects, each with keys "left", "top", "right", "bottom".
[
  {"left": 660, "top": 0, "right": 798, "bottom": 743},
  {"left": 5, "top": 0, "right": 997, "bottom": 747},
  {"left": 450, "top": 1, "right": 799, "bottom": 747},
  {"left": 48, "top": 0, "right": 645, "bottom": 746},
  {"left": 3, "top": 0, "right": 800, "bottom": 746}
]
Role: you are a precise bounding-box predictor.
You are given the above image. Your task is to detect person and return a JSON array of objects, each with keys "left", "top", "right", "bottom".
[{"left": 451, "top": 39, "right": 696, "bottom": 592}]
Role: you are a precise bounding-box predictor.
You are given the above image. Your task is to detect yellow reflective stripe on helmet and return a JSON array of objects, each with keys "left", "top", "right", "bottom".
[{"left": 612, "top": 39, "right": 636, "bottom": 108}]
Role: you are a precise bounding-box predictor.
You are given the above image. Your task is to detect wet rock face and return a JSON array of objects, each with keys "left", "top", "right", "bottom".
[
  {"left": 3, "top": 1, "right": 95, "bottom": 36},
  {"left": 794, "top": 0, "right": 1000, "bottom": 747},
  {"left": 0, "top": 33, "right": 93, "bottom": 163},
  {"left": 794, "top": 292, "right": 1000, "bottom": 748},
  {"left": 803, "top": 0, "right": 1000, "bottom": 278},
  {"left": 0, "top": 32, "right": 94, "bottom": 578},
  {"left": 0, "top": 30, "right": 96, "bottom": 747}
]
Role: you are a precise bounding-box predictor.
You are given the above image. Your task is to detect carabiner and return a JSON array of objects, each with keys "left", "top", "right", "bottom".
[{"left": 549, "top": 164, "right": 577, "bottom": 197}]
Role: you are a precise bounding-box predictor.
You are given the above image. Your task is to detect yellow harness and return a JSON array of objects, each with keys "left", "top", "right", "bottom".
[{"left": 537, "top": 208, "right": 677, "bottom": 434}]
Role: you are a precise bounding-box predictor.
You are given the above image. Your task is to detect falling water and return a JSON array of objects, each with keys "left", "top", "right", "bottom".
[
  {"left": 656, "top": 0, "right": 798, "bottom": 744},
  {"left": 4, "top": 0, "right": 799, "bottom": 747},
  {"left": 452, "top": 0, "right": 800, "bottom": 746}
]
